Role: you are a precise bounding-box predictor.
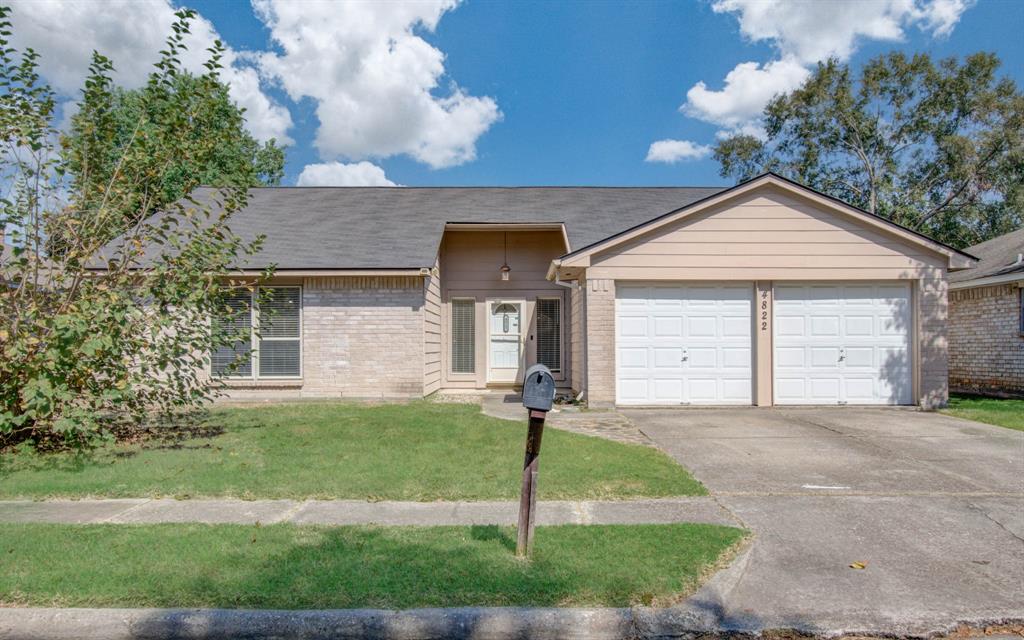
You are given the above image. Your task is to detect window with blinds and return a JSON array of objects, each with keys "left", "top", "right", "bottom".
[
  {"left": 210, "top": 286, "right": 301, "bottom": 379},
  {"left": 451, "top": 299, "right": 475, "bottom": 374},
  {"left": 258, "top": 287, "right": 301, "bottom": 377},
  {"left": 211, "top": 290, "right": 253, "bottom": 377},
  {"left": 536, "top": 298, "right": 561, "bottom": 373}
]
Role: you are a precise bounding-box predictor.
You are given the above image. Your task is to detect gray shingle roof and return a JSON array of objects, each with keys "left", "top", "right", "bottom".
[
  {"left": 950, "top": 226, "right": 1024, "bottom": 284},
  {"left": 205, "top": 186, "right": 724, "bottom": 270}
]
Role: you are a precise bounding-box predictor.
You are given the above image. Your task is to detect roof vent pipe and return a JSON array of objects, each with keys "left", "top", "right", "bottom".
[{"left": 1015, "top": 253, "right": 1024, "bottom": 266}]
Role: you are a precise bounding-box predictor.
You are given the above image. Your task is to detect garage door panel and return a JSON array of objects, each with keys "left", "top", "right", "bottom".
[
  {"left": 722, "top": 316, "right": 751, "bottom": 337},
  {"left": 653, "top": 348, "right": 683, "bottom": 368},
  {"left": 844, "top": 315, "right": 873, "bottom": 336},
  {"left": 774, "top": 283, "right": 912, "bottom": 405},
  {"left": 616, "top": 284, "right": 752, "bottom": 405},
  {"left": 618, "top": 347, "right": 648, "bottom": 369},
  {"left": 810, "top": 347, "right": 841, "bottom": 368},
  {"left": 654, "top": 316, "right": 683, "bottom": 337},
  {"left": 652, "top": 379, "right": 683, "bottom": 402},
  {"left": 844, "top": 346, "right": 875, "bottom": 368},
  {"left": 687, "top": 316, "right": 718, "bottom": 337},
  {"left": 722, "top": 347, "right": 751, "bottom": 369},
  {"left": 776, "top": 315, "right": 805, "bottom": 336},
  {"left": 618, "top": 316, "right": 648, "bottom": 337},
  {"left": 618, "top": 378, "right": 649, "bottom": 402},
  {"left": 687, "top": 347, "right": 718, "bottom": 368},
  {"left": 810, "top": 316, "right": 840, "bottom": 336}
]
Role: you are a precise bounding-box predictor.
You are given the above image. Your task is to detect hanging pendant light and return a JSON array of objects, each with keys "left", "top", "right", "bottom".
[{"left": 500, "top": 232, "right": 511, "bottom": 281}]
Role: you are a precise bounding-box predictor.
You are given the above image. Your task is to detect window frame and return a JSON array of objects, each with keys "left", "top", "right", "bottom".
[
  {"left": 535, "top": 295, "right": 563, "bottom": 375},
  {"left": 450, "top": 297, "right": 476, "bottom": 375},
  {"left": 213, "top": 285, "right": 303, "bottom": 381},
  {"left": 1019, "top": 287, "right": 1023, "bottom": 336}
]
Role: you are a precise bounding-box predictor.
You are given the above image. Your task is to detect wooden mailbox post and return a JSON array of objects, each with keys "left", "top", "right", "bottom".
[{"left": 516, "top": 364, "right": 556, "bottom": 558}]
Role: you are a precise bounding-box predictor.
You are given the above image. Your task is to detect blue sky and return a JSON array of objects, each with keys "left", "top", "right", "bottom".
[{"left": 10, "top": 0, "right": 1024, "bottom": 187}]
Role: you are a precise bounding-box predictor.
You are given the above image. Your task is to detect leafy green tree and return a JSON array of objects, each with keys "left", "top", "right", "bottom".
[
  {"left": 0, "top": 7, "right": 272, "bottom": 449},
  {"left": 714, "top": 52, "right": 1024, "bottom": 248},
  {"left": 60, "top": 48, "right": 284, "bottom": 245}
]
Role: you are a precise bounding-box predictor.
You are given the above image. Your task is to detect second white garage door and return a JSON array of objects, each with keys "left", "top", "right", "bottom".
[
  {"left": 616, "top": 284, "right": 752, "bottom": 405},
  {"left": 773, "top": 283, "right": 913, "bottom": 405}
]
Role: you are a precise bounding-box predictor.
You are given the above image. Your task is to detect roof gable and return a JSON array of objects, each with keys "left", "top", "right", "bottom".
[{"left": 554, "top": 174, "right": 976, "bottom": 272}]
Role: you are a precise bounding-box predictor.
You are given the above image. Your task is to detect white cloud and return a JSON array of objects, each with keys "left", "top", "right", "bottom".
[
  {"left": 711, "top": 0, "right": 972, "bottom": 65},
  {"left": 650, "top": 0, "right": 973, "bottom": 155},
  {"left": 253, "top": 0, "right": 501, "bottom": 169},
  {"left": 8, "top": 0, "right": 293, "bottom": 144},
  {"left": 296, "top": 161, "right": 399, "bottom": 187},
  {"left": 683, "top": 58, "right": 810, "bottom": 134},
  {"left": 645, "top": 139, "right": 713, "bottom": 164}
]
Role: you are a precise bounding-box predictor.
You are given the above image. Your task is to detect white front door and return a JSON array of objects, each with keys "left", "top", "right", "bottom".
[
  {"left": 773, "top": 283, "right": 913, "bottom": 405},
  {"left": 489, "top": 301, "right": 523, "bottom": 383},
  {"left": 616, "top": 284, "right": 753, "bottom": 405}
]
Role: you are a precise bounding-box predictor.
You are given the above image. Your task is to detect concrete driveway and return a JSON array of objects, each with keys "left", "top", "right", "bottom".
[{"left": 627, "top": 407, "right": 1024, "bottom": 636}]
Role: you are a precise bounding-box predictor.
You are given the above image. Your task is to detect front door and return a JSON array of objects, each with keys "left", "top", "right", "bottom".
[{"left": 489, "top": 301, "right": 523, "bottom": 383}]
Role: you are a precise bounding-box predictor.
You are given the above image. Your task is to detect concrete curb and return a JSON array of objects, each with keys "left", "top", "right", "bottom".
[{"left": 2, "top": 606, "right": 1021, "bottom": 640}]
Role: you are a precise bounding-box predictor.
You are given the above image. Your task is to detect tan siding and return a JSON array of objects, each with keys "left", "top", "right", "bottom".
[
  {"left": 439, "top": 229, "right": 569, "bottom": 389},
  {"left": 589, "top": 188, "right": 945, "bottom": 281},
  {"left": 423, "top": 258, "right": 442, "bottom": 395}
]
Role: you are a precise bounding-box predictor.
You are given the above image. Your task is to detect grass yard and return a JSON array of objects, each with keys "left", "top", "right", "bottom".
[
  {"left": 0, "top": 522, "right": 745, "bottom": 609},
  {"left": 941, "top": 394, "right": 1024, "bottom": 432},
  {"left": 0, "top": 402, "right": 704, "bottom": 500}
]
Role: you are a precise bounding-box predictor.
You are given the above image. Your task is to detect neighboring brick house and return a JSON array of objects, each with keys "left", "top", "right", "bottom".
[
  {"left": 190, "top": 174, "right": 974, "bottom": 408},
  {"left": 948, "top": 227, "right": 1024, "bottom": 396}
]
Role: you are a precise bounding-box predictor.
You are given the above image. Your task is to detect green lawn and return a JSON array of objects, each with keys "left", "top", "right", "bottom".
[
  {"left": 941, "top": 394, "right": 1024, "bottom": 432},
  {"left": 0, "top": 402, "right": 704, "bottom": 500},
  {"left": 0, "top": 522, "right": 745, "bottom": 608}
]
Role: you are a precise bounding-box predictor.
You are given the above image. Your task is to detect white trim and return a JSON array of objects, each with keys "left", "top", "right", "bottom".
[
  {"left": 486, "top": 298, "right": 526, "bottom": 384},
  {"left": 949, "top": 271, "right": 1024, "bottom": 290}
]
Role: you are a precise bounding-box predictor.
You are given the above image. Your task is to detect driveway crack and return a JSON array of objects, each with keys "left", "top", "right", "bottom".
[{"left": 967, "top": 500, "right": 1024, "bottom": 544}]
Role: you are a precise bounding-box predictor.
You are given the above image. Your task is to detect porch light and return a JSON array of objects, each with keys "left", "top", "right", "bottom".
[{"left": 500, "top": 232, "right": 511, "bottom": 281}]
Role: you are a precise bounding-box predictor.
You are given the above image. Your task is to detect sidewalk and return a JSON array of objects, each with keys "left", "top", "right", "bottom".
[{"left": 0, "top": 497, "right": 739, "bottom": 527}]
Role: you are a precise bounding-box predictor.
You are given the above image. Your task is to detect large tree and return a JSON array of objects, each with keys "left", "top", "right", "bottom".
[
  {"left": 714, "top": 52, "right": 1024, "bottom": 248},
  {"left": 60, "top": 50, "right": 284, "bottom": 243},
  {"left": 1, "top": 8, "right": 271, "bottom": 449}
]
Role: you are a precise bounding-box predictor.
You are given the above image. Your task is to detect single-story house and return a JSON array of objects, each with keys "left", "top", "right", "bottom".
[
  {"left": 210, "top": 173, "right": 975, "bottom": 409},
  {"left": 948, "top": 227, "right": 1024, "bottom": 396}
]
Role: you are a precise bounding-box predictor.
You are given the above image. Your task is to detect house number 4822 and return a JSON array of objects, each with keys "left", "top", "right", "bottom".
[{"left": 760, "top": 291, "right": 769, "bottom": 331}]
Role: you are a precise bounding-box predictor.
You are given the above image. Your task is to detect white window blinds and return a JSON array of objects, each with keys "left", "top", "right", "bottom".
[
  {"left": 211, "top": 290, "right": 253, "bottom": 376},
  {"left": 258, "top": 287, "right": 301, "bottom": 377},
  {"left": 211, "top": 286, "right": 301, "bottom": 379},
  {"left": 451, "top": 299, "right": 475, "bottom": 374},
  {"left": 536, "top": 298, "right": 561, "bottom": 373}
]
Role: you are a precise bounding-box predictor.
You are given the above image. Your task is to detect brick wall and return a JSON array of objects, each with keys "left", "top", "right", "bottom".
[
  {"left": 301, "top": 276, "right": 425, "bottom": 398},
  {"left": 584, "top": 278, "right": 616, "bottom": 407},
  {"left": 918, "top": 271, "right": 950, "bottom": 409},
  {"left": 948, "top": 283, "right": 1024, "bottom": 395}
]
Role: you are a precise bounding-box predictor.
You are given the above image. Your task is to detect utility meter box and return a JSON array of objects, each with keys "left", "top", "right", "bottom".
[{"left": 522, "top": 364, "right": 555, "bottom": 412}]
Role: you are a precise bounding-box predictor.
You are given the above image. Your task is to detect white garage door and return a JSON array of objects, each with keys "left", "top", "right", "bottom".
[
  {"left": 774, "top": 283, "right": 912, "bottom": 405},
  {"left": 616, "top": 284, "right": 752, "bottom": 405}
]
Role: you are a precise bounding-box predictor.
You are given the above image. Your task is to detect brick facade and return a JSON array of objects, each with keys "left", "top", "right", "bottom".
[
  {"left": 918, "top": 271, "right": 951, "bottom": 409},
  {"left": 584, "top": 278, "right": 616, "bottom": 407},
  {"left": 301, "top": 276, "right": 425, "bottom": 398},
  {"left": 948, "top": 283, "right": 1024, "bottom": 396}
]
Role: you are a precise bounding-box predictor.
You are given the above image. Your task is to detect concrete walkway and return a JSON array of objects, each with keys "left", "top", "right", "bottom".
[{"left": 0, "top": 496, "right": 737, "bottom": 527}]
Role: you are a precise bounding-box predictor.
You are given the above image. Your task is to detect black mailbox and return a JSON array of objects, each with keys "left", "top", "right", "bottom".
[{"left": 522, "top": 364, "right": 556, "bottom": 412}]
